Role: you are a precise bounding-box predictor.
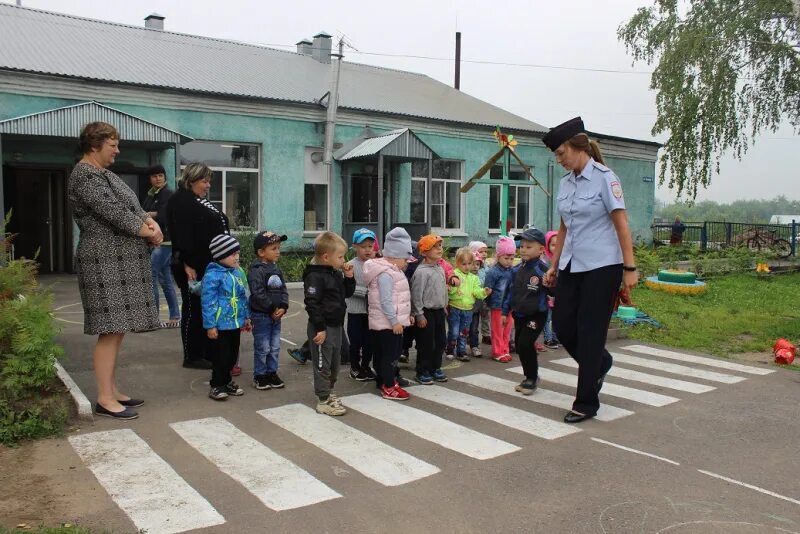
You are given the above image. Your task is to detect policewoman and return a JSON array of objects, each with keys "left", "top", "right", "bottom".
[{"left": 542, "top": 117, "right": 637, "bottom": 423}]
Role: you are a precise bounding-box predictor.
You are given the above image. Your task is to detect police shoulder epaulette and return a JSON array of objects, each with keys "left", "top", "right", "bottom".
[{"left": 592, "top": 161, "right": 611, "bottom": 172}]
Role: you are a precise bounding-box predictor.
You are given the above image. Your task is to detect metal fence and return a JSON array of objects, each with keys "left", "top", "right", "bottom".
[{"left": 652, "top": 220, "right": 798, "bottom": 257}]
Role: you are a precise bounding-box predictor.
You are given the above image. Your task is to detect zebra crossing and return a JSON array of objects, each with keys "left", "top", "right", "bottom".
[{"left": 68, "top": 344, "right": 775, "bottom": 533}]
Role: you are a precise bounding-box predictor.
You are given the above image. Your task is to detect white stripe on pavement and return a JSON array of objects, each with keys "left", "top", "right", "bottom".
[
  {"left": 622, "top": 344, "right": 774, "bottom": 375},
  {"left": 344, "top": 393, "right": 520, "bottom": 460},
  {"left": 697, "top": 470, "right": 800, "bottom": 506},
  {"left": 453, "top": 373, "right": 634, "bottom": 422},
  {"left": 258, "top": 403, "right": 440, "bottom": 486},
  {"left": 550, "top": 358, "right": 716, "bottom": 394},
  {"left": 507, "top": 366, "right": 680, "bottom": 407},
  {"left": 591, "top": 438, "right": 680, "bottom": 466},
  {"left": 170, "top": 417, "right": 341, "bottom": 511},
  {"left": 69, "top": 429, "right": 225, "bottom": 534},
  {"left": 410, "top": 385, "right": 581, "bottom": 439},
  {"left": 609, "top": 352, "right": 745, "bottom": 384}
]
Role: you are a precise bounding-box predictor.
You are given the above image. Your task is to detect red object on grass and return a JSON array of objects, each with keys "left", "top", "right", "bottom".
[{"left": 772, "top": 338, "right": 796, "bottom": 365}]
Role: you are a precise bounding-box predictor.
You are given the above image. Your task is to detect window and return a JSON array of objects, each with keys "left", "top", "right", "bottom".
[
  {"left": 410, "top": 160, "right": 463, "bottom": 231},
  {"left": 488, "top": 165, "right": 532, "bottom": 231},
  {"left": 350, "top": 175, "right": 379, "bottom": 223},
  {"left": 304, "top": 148, "right": 328, "bottom": 231},
  {"left": 181, "top": 141, "right": 259, "bottom": 229}
]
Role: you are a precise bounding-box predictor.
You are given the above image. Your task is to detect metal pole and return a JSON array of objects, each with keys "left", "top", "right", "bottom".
[
  {"left": 454, "top": 32, "right": 461, "bottom": 90},
  {"left": 323, "top": 39, "right": 344, "bottom": 165},
  {"left": 377, "top": 154, "right": 384, "bottom": 240},
  {"left": 792, "top": 220, "right": 797, "bottom": 257},
  {"left": 546, "top": 160, "right": 554, "bottom": 230},
  {"left": 426, "top": 154, "right": 433, "bottom": 234},
  {"left": 500, "top": 150, "right": 509, "bottom": 234}
]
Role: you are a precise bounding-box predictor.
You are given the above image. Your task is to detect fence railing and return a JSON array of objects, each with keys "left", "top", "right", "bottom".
[{"left": 652, "top": 220, "right": 798, "bottom": 257}]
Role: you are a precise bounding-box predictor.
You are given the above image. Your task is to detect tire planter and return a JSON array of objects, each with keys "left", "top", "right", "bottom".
[
  {"left": 657, "top": 269, "right": 697, "bottom": 284},
  {"left": 645, "top": 276, "right": 707, "bottom": 295}
]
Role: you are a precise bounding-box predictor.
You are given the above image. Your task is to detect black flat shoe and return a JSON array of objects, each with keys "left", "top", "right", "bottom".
[
  {"left": 118, "top": 398, "right": 144, "bottom": 408},
  {"left": 564, "top": 411, "right": 595, "bottom": 424},
  {"left": 95, "top": 403, "right": 139, "bottom": 420},
  {"left": 183, "top": 359, "right": 213, "bottom": 370}
]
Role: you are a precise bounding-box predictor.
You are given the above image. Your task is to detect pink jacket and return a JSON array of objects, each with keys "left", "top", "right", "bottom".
[{"left": 363, "top": 257, "right": 411, "bottom": 330}]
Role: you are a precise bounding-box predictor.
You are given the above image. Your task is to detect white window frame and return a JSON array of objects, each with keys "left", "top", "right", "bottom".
[
  {"left": 303, "top": 147, "right": 329, "bottom": 235},
  {"left": 488, "top": 165, "right": 532, "bottom": 234},
  {"left": 411, "top": 159, "right": 465, "bottom": 235}
]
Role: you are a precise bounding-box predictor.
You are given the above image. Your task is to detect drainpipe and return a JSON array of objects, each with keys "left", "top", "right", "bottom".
[{"left": 323, "top": 39, "right": 344, "bottom": 165}]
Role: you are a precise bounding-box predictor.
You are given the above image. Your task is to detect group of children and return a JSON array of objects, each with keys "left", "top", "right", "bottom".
[{"left": 197, "top": 224, "right": 561, "bottom": 414}]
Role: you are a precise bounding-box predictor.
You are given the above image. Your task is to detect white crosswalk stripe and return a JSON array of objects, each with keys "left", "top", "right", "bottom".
[
  {"left": 621, "top": 344, "right": 774, "bottom": 375},
  {"left": 410, "top": 384, "right": 581, "bottom": 439},
  {"left": 609, "top": 352, "right": 745, "bottom": 384},
  {"left": 453, "top": 373, "right": 634, "bottom": 422},
  {"left": 550, "top": 358, "right": 716, "bottom": 393},
  {"left": 170, "top": 417, "right": 341, "bottom": 511},
  {"left": 509, "top": 366, "right": 680, "bottom": 407},
  {"left": 69, "top": 429, "right": 225, "bottom": 534},
  {"left": 258, "top": 403, "right": 440, "bottom": 486},
  {"left": 344, "top": 393, "right": 520, "bottom": 459}
]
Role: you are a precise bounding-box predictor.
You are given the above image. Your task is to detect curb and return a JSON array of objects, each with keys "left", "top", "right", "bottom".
[
  {"left": 607, "top": 327, "right": 628, "bottom": 341},
  {"left": 54, "top": 361, "right": 93, "bottom": 423},
  {"left": 286, "top": 281, "right": 303, "bottom": 290}
]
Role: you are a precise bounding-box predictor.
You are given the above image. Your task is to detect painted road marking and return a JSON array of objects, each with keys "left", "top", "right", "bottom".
[
  {"left": 508, "top": 367, "right": 680, "bottom": 407},
  {"left": 591, "top": 438, "right": 680, "bottom": 466},
  {"left": 410, "top": 385, "right": 580, "bottom": 439},
  {"left": 258, "top": 403, "right": 440, "bottom": 486},
  {"left": 550, "top": 358, "right": 716, "bottom": 394},
  {"left": 622, "top": 344, "right": 774, "bottom": 375},
  {"left": 69, "top": 429, "right": 225, "bottom": 534},
  {"left": 698, "top": 470, "right": 800, "bottom": 506},
  {"left": 344, "top": 393, "right": 520, "bottom": 460},
  {"left": 170, "top": 417, "right": 341, "bottom": 511},
  {"left": 609, "top": 352, "right": 745, "bottom": 384},
  {"left": 453, "top": 373, "right": 634, "bottom": 422}
]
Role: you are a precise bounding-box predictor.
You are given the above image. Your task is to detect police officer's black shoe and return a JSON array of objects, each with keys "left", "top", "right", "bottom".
[{"left": 564, "top": 411, "right": 595, "bottom": 424}]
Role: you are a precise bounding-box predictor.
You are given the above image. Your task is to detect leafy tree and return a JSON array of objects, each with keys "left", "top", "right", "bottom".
[
  {"left": 656, "top": 194, "right": 800, "bottom": 222},
  {"left": 619, "top": 0, "right": 800, "bottom": 199}
]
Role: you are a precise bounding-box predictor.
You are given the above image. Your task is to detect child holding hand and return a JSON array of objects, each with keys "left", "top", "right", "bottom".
[
  {"left": 446, "top": 247, "right": 491, "bottom": 361},
  {"left": 484, "top": 236, "right": 516, "bottom": 363}
]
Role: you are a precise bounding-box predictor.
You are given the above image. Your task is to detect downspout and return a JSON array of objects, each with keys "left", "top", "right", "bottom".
[{"left": 322, "top": 39, "right": 343, "bottom": 232}]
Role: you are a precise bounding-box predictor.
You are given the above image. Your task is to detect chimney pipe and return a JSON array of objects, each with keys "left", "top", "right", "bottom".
[
  {"left": 312, "top": 32, "right": 332, "bottom": 64},
  {"left": 145, "top": 13, "right": 165, "bottom": 30},
  {"left": 454, "top": 32, "right": 461, "bottom": 90},
  {"left": 296, "top": 39, "right": 313, "bottom": 55}
]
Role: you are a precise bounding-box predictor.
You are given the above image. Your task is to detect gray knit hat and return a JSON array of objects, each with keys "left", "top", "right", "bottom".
[
  {"left": 209, "top": 233, "right": 240, "bottom": 261},
  {"left": 382, "top": 227, "right": 415, "bottom": 260}
]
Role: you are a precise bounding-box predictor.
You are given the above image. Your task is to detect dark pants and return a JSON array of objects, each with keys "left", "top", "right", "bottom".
[
  {"left": 299, "top": 335, "right": 349, "bottom": 363},
  {"left": 372, "top": 329, "right": 403, "bottom": 388},
  {"left": 209, "top": 329, "right": 240, "bottom": 388},
  {"left": 514, "top": 312, "right": 547, "bottom": 381},
  {"left": 553, "top": 262, "right": 622, "bottom": 416},
  {"left": 415, "top": 308, "right": 446, "bottom": 374},
  {"left": 403, "top": 323, "right": 416, "bottom": 351},
  {"left": 347, "top": 313, "right": 373, "bottom": 371},
  {"left": 308, "top": 324, "right": 343, "bottom": 399},
  {"left": 172, "top": 262, "right": 210, "bottom": 364}
]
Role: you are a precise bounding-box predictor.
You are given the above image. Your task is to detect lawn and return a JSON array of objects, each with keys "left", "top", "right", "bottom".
[{"left": 624, "top": 272, "right": 800, "bottom": 356}]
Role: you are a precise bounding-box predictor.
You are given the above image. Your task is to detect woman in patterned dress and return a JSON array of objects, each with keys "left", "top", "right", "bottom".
[{"left": 68, "top": 122, "right": 162, "bottom": 420}]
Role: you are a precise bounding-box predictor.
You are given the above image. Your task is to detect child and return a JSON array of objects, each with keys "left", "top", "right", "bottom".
[
  {"left": 446, "top": 247, "right": 491, "bottom": 361},
  {"left": 411, "top": 234, "right": 449, "bottom": 384},
  {"left": 202, "top": 234, "right": 251, "bottom": 401},
  {"left": 543, "top": 230, "right": 560, "bottom": 349},
  {"left": 248, "top": 231, "right": 289, "bottom": 391},
  {"left": 503, "top": 228, "right": 550, "bottom": 395},
  {"left": 468, "top": 241, "right": 491, "bottom": 349},
  {"left": 400, "top": 241, "right": 421, "bottom": 364},
  {"left": 346, "top": 228, "right": 377, "bottom": 381},
  {"left": 484, "top": 236, "right": 516, "bottom": 363},
  {"left": 362, "top": 227, "right": 416, "bottom": 400},
  {"left": 303, "top": 231, "right": 356, "bottom": 416}
]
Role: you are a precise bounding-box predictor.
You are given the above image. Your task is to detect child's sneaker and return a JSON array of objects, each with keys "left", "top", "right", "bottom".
[
  {"left": 363, "top": 367, "right": 376, "bottom": 380},
  {"left": 269, "top": 373, "right": 284, "bottom": 388},
  {"left": 316, "top": 395, "right": 346, "bottom": 416},
  {"left": 445, "top": 352, "right": 455, "bottom": 361},
  {"left": 415, "top": 372, "right": 434, "bottom": 385},
  {"left": 253, "top": 375, "right": 271, "bottom": 390},
  {"left": 545, "top": 340, "right": 560, "bottom": 350},
  {"left": 481, "top": 335, "right": 492, "bottom": 345},
  {"left": 535, "top": 342, "right": 548, "bottom": 353},
  {"left": 224, "top": 381, "right": 244, "bottom": 396},
  {"left": 395, "top": 376, "right": 411, "bottom": 388},
  {"left": 471, "top": 347, "right": 483, "bottom": 358},
  {"left": 432, "top": 369, "right": 448, "bottom": 383},
  {"left": 287, "top": 348, "right": 307, "bottom": 364},
  {"left": 492, "top": 353, "right": 513, "bottom": 363},
  {"left": 455, "top": 353, "right": 470, "bottom": 362},
  {"left": 380, "top": 384, "right": 410, "bottom": 401},
  {"left": 209, "top": 386, "right": 229, "bottom": 400},
  {"left": 515, "top": 377, "right": 539, "bottom": 396},
  {"left": 399, "top": 350, "right": 410, "bottom": 364},
  {"left": 231, "top": 365, "right": 242, "bottom": 377},
  {"left": 349, "top": 367, "right": 361, "bottom": 380},
  {"left": 355, "top": 368, "right": 374, "bottom": 382}
]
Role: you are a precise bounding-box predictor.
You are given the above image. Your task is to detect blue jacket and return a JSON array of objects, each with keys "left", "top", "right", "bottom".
[
  {"left": 201, "top": 262, "right": 251, "bottom": 330},
  {"left": 502, "top": 258, "right": 549, "bottom": 317},
  {"left": 484, "top": 263, "right": 513, "bottom": 310},
  {"left": 247, "top": 260, "right": 288, "bottom": 315}
]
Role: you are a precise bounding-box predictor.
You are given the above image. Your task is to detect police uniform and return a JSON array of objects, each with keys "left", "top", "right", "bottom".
[{"left": 542, "top": 117, "right": 627, "bottom": 421}]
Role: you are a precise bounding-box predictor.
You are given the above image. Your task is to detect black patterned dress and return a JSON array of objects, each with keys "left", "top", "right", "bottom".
[{"left": 68, "top": 163, "right": 160, "bottom": 335}]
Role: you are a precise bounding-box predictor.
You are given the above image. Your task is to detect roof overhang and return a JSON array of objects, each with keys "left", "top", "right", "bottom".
[
  {"left": 334, "top": 128, "right": 438, "bottom": 162},
  {"left": 0, "top": 101, "right": 193, "bottom": 144}
]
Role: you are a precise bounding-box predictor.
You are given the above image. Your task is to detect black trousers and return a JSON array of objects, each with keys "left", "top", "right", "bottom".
[
  {"left": 553, "top": 262, "right": 622, "bottom": 416},
  {"left": 415, "top": 308, "right": 447, "bottom": 374},
  {"left": 209, "top": 329, "right": 240, "bottom": 388},
  {"left": 403, "top": 323, "right": 416, "bottom": 351},
  {"left": 172, "top": 262, "right": 210, "bottom": 363},
  {"left": 514, "top": 312, "right": 547, "bottom": 381},
  {"left": 347, "top": 313, "right": 373, "bottom": 370},
  {"left": 371, "top": 329, "right": 403, "bottom": 388}
]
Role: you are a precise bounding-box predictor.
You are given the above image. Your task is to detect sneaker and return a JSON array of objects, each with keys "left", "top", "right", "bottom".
[
  {"left": 399, "top": 350, "right": 409, "bottom": 364},
  {"left": 481, "top": 335, "right": 492, "bottom": 345},
  {"left": 287, "top": 348, "right": 307, "bottom": 364},
  {"left": 535, "top": 342, "right": 548, "bottom": 353},
  {"left": 231, "top": 365, "right": 242, "bottom": 377},
  {"left": 316, "top": 396, "right": 346, "bottom": 416},
  {"left": 328, "top": 392, "right": 344, "bottom": 408},
  {"left": 381, "top": 384, "right": 410, "bottom": 401},
  {"left": 432, "top": 369, "right": 448, "bottom": 383},
  {"left": 456, "top": 353, "right": 470, "bottom": 362},
  {"left": 471, "top": 347, "right": 483, "bottom": 358},
  {"left": 269, "top": 373, "right": 285, "bottom": 388},
  {"left": 515, "top": 377, "right": 539, "bottom": 395},
  {"left": 354, "top": 368, "right": 373, "bottom": 382},
  {"left": 253, "top": 375, "right": 271, "bottom": 390},
  {"left": 224, "top": 381, "right": 244, "bottom": 396},
  {"left": 349, "top": 367, "right": 361, "bottom": 380},
  {"left": 209, "top": 386, "right": 229, "bottom": 400},
  {"left": 445, "top": 352, "right": 455, "bottom": 361},
  {"left": 545, "top": 340, "right": 560, "bottom": 350},
  {"left": 362, "top": 367, "right": 377, "bottom": 380},
  {"left": 415, "top": 372, "right": 434, "bottom": 385},
  {"left": 395, "top": 376, "right": 411, "bottom": 388},
  {"left": 492, "top": 353, "right": 513, "bottom": 363}
]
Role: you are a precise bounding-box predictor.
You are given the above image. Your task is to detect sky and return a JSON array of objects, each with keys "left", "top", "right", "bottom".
[{"left": 5, "top": 0, "right": 797, "bottom": 203}]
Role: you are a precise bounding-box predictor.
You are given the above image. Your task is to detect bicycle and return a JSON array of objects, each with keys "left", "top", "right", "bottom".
[{"left": 746, "top": 227, "right": 792, "bottom": 259}]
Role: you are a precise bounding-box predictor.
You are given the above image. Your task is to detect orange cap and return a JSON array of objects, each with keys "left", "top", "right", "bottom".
[{"left": 418, "top": 234, "right": 442, "bottom": 253}]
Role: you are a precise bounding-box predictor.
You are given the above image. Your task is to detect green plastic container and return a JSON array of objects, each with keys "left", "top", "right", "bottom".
[{"left": 617, "top": 306, "right": 637, "bottom": 319}]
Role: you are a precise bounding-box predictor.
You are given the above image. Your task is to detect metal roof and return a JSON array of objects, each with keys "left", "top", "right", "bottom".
[
  {"left": 0, "top": 4, "right": 548, "bottom": 134},
  {"left": 335, "top": 128, "right": 438, "bottom": 161},
  {"left": 0, "top": 101, "right": 193, "bottom": 144}
]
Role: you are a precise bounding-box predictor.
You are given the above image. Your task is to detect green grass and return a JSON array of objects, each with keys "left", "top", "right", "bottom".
[{"left": 625, "top": 272, "right": 800, "bottom": 356}]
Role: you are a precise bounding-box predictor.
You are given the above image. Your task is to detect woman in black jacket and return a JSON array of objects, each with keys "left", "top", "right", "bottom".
[{"left": 166, "top": 162, "right": 230, "bottom": 369}]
